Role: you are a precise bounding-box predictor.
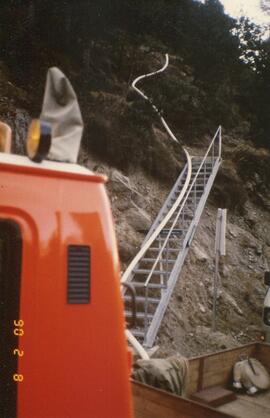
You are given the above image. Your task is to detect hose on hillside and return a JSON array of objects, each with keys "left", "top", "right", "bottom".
[{"left": 132, "top": 54, "right": 179, "bottom": 143}]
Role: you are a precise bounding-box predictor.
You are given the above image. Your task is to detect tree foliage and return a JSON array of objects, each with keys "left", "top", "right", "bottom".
[{"left": 0, "top": 0, "right": 270, "bottom": 148}]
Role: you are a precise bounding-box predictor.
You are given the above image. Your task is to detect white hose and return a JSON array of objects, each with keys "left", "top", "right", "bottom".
[
  {"left": 125, "top": 330, "right": 149, "bottom": 360},
  {"left": 132, "top": 54, "right": 179, "bottom": 143}
]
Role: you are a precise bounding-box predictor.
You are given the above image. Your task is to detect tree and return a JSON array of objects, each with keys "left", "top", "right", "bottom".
[{"left": 234, "top": 17, "right": 265, "bottom": 73}]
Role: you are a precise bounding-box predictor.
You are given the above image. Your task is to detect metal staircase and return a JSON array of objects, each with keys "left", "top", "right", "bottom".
[{"left": 122, "top": 127, "right": 222, "bottom": 348}]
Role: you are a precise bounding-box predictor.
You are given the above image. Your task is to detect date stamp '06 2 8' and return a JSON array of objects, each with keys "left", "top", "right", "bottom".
[{"left": 13, "top": 319, "right": 24, "bottom": 383}]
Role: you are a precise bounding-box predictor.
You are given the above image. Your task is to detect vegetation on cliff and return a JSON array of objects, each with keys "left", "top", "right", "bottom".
[
  {"left": 1, "top": 1, "right": 270, "bottom": 168},
  {"left": 0, "top": 0, "right": 270, "bottom": 356}
]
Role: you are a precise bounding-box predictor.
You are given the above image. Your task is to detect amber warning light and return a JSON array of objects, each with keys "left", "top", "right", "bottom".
[{"left": 27, "top": 119, "right": 52, "bottom": 162}]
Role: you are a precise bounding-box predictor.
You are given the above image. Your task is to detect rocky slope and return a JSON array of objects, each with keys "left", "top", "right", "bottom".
[
  {"left": 1, "top": 52, "right": 270, "bottom": 358},
  {"left": 83, "top": 132, "right": 270, "bottom": 358}
]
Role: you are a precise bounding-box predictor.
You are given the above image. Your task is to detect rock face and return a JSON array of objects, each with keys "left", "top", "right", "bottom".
[
  {"left": 104, "top": 166, "right": 170, "bottom": 267},
  {"left": 192, "top": 243, "right": 209, "bottom": 263},
  {"left": 1, "top": 55, "right": 269, "bottom": 359},
  {"left": 125, "top": 206, "right": 151, "bottom": 232},
  {"left": 98, "top": 135, "right": 270, "bottom": 358}
]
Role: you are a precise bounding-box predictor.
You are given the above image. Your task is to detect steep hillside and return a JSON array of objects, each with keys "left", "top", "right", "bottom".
[
  {"left": 89, "top": 135, "right": 270, "bottom": 357},
  {"left": 0, "top": 0, "right": 270, "bottom": 357}
]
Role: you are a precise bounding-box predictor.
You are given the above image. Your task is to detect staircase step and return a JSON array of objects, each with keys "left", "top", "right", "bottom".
[
  {"left": 150, "top": 247, "right": 180, "bottom": 253},
  {"left": 190, "top": 188, "right": 205, "bottom": 193},
  {"left": 191, "top": 188, "right": 205, "bottom": 192},
  {"left": 192, "top": 163, "right": 212, "bottom": 168},
  {"left": 166, "top": 211, "right": 194, "bottom": 217},
  {"left": 185, "top": 197, "right": 200, "bottom": 202},
  {"left": 166, "top": 203, "right": 198, "bottom": 210},
  {"left": 125, "top": 311, "right": 154, "bottom": 320},
  {"left": 160, "top": 228, "right": 187, "bottom": 235},
  {"left": 141, "top": 258, "right": 175, "bottom": 264},
  {"left": 167, "top": 213, "right": 193, "bottom": 219},
  {"left": 192, "top": 183, "right": 206, "bottom": 188},
  {"left": 156, "top": 235, "right": 182, "bottom": 241},
  {"left": 167, "top": 197, "right": 200, "bottom": 205},
  {"left": 125, "top": 295, "right": 160, "bottom": 304},
  {"left": 193, "top": 174, "right": 212, "bottom": 178},
  {"left": 170, "top": 194, "right": 203, "bottom": 204},
  {"left": 162, "top": 208, "right": 194, "bottom": 217},
  {"left": 192, "top": 168, "right": 213, "bottom": 174},
  {"left": 131, "top": 282, "right": 167, "bottom": 289},
  {"left": 165, "top": 223, "right": 190, "bottom": 230},
  {"left": 185, "top": 178, "right": 208, "bottom": 183},
  {"left": 191, "top": 170, "right": 212, "bottom": 175},
  {"left": 192, "top": 167, "right": 213, "bottom": 172},
  {"left": 133, "top": 269, "right": 171, "bottom": 275},
  {"left": 192, "top": 159, "right": 213, "bottom": 163},
  {"left": 129, "top": 329, "right": 145, "bottom": 339},
  {"left": 176, "top": 185, "right": 207, "bottom": 193},
  {"left": 165, "top": 224, "right": 190, "bottom": 230}
]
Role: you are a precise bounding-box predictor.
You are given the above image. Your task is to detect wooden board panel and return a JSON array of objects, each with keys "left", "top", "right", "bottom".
[
  {"left": 187, "top": 344, "right": 257, "bottom": 394},
  {"left": 256, "top": 343, "right": 270, "bottom": 370},
  {"left": 201, "top": 345, "right": 256, "bottom": 389},
  {"left": 132, "top": 381, "right": 233, "bottom": 418},
  {"left": 218, "top": 391, "right": 270, "bottom": 418},
  {"left": 132, "top": 344, "right": 270, "bottom": 418},
  {"left": 191, "top": 386, "right": 236, "bottom": 406},
  {"left": 186, "top": 358, "right": 200, "bottom": 395}
]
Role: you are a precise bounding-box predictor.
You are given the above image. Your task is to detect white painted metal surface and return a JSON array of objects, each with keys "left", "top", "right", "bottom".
[{"left": 215, "top": 208, "right": 227, "bottom": 256}]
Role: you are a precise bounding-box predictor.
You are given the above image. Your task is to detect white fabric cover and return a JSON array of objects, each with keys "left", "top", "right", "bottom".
[
  {"left": 40, "top": 67, "right": 83, "bottom": 163},
  {"left": 233, "top": 358, "right": 270, "bottom": 392}
]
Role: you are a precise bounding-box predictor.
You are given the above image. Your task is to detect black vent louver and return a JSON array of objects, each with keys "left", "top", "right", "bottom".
[{"left": 68, "top": 245, "right": 90, "bottom": 304}]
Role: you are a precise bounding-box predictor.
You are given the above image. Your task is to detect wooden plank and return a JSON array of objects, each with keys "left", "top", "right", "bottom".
[
  {"left": 132, "top": 381, "right": 233, "bottom": 418},
  {"left": 218, "top": 392, "right": 270, "bottom": 418},
  {"left": 187, "top": 358, "right": 200, "bottom": 396},
  {"left": 188, "top": 343, "right": 258, "bottom": 363},
  {"left": 255, "top": 343, "right": 270, "bottom": 370},
  {"left": 188, "top": 344, "right": 256, "bottom": 393},
  {"left": 197, "top": 357, "right": 204, "bottom": 392},
  {"left": 132, "top": 344, "right": 270, "bottom": 418},
  {"left": 238, "top": 391, "right": 270, "bottom": 409},
  {"left": 191, "top": 386, "right": 236, "bottom": 406}
]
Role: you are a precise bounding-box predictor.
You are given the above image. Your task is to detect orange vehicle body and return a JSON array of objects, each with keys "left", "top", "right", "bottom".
[{"left": 0, "top": 153, "right": 133, "bottom": 418}]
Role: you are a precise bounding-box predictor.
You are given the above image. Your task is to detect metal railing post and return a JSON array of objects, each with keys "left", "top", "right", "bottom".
[
  {"left": 194, "top": 182, "right": 197, "bottom": 212},
  {"left": 218, "top": 125, "right": 222, "bottom": 159},
  {"left": 144, "top": 286, "right": 149, "bottom": 340},
  {"left": 165, "top": 242, "right": 169, "bottom": 287}
]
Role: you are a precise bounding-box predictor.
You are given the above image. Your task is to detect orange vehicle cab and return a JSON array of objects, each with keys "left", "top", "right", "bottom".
[
  {"left": 0, "top": 68, "right": 133, "bottom": 418},
  {"left": 0, "top": 152, "right": 133, "bottom": 418}
]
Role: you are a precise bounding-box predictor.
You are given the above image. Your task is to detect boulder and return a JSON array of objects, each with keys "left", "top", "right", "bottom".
[{"left": 193, "top": 243, "right": 209, "bottom": 263}]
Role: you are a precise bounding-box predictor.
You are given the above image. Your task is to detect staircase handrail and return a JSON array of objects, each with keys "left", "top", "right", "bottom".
[
  {"left": 144, "top": 125, "right": 222, "bottom": 288},
  {"left": 121, "top": 148, "right": 192, "bottom": 283}
]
